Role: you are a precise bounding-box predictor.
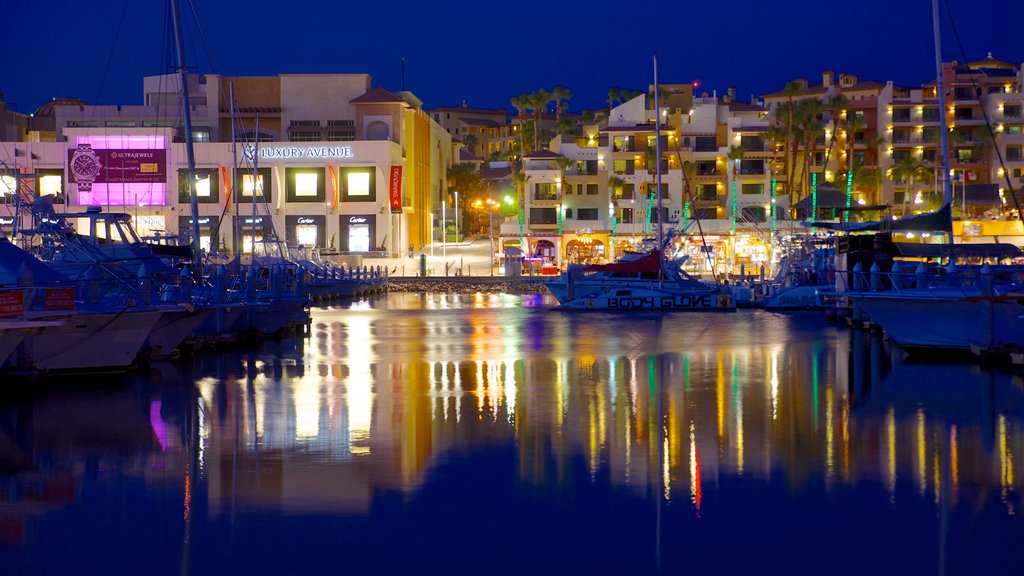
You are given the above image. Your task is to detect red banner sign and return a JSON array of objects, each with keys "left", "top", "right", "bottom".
[
  {"left": 389, "top": 165, "right": 403, "bottom": 214},
  {"left": 0, "top": 290, "right": 24, "bottom": 318},
  {"left": 68, "top": 148, "right": 167, "bottom": 184},
  {"left": 44, "top": 287, "right": 76, "bottom": 311}
]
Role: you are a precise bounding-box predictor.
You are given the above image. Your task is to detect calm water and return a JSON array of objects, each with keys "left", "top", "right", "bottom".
[{"left": 1, "top": 293, "right": 1023, "bottom": 575}]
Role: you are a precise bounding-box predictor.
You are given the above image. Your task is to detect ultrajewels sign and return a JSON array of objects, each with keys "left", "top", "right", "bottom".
[{"left": 244, "top": 145, "right": 354, "bottom": 161}]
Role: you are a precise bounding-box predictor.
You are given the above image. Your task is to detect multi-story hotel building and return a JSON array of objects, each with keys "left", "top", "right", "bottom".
[
  {"left": 0, "top": 73, "right": 453, "bottom": 260},
  {"left": 507, "top": 85, "right": 792, "bottom": 275}
]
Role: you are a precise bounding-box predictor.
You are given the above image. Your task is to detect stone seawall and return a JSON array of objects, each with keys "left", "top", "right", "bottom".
[{"left": 387, "top": 277, "right": 550, "bottom": 294}]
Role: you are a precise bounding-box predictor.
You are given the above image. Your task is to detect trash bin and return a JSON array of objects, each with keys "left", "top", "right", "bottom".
[{"left": 419, "top": 253, "right": 427, "bottom": 277}]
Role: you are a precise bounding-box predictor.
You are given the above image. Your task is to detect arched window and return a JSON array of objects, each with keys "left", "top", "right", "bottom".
[{"left": 367, "top": 121, "right": 390, "bottom": 141}]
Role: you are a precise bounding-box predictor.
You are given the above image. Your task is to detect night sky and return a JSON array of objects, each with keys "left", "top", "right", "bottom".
[{"left": 3, "top": 0, "right": 1022, "bottom": 115}]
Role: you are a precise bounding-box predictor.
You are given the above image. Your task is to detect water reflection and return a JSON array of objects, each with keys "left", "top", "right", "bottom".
[{"left": 0, "top": 294, "right": 1022, "bottom": 574}]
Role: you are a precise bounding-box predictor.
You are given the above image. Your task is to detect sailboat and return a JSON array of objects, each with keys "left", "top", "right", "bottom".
[
  {"left": 544, "top": 56, "right": 735, "bottom": 311},
  {"left": 841, "top": 0, "right": 1024, "bottom": 354}
]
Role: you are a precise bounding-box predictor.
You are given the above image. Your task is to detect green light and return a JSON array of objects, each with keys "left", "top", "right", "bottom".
[
  {"left": 730, "top": 180, "right": 737, "bottom": 234},
  {"left": 684, "top": 201, "right": 690, "bottom": 221},
  {"left": 504, "top": 194, "right": 513, "bottom": 205},
  {"left": 646, "top": 187, "right": 655, "bottom": 235},
  {"left": 770, "top": 177, "right": 777, "bottom": 234},
  {"left": 811, "top": 173, "right": 818, "bottom": 229},
  {"left": 845, "top": 171, "right": 853, "bottom": 223},
  {"left": 557, "top": 204, "right": 563, "bottom": 235},
  {"left": 648, "top": 356, "right": 657, "bottom": 401}
]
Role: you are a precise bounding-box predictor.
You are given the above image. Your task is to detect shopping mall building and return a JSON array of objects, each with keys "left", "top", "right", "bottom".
[{"left": 1, "top": 73, "right": 452, "bottom": 257}]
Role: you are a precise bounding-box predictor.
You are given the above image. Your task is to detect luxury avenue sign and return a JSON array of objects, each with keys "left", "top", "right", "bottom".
[{"left": 245, "top": 144, "right": 354, "bottom": 161}]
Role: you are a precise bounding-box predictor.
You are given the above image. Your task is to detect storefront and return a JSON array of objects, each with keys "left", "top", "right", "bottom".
[
  {"left": 285, "top": 215, "right": 326, "bottom": 248},
  {"left": 564, "top": 231, "right": 608, "bottom": 265},
  {"left": 339, "top": 214, "right": 377, "bottom": 253},
  {"left": 177, "top": 215, "right": 220, "bottom": 253},
  {"left": 237, "top": 215, "right": 274, "bottom": 254}
]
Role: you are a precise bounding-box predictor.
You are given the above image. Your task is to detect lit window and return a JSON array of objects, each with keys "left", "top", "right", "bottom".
[
  {"left": 349, "top": 224, "right": 370, "bottom": 251},
  {"left": 296, "top": 224, "right": 318, "bottom": 246},
  {"left": 242, "top": 174, "right": 264, "bottom": 197},
  {"left": 295, "top": 172, "right": 318, "bottom": 197},
  {"left": 195, "top": 175, "right": 211, "bottom": 197},
  {"left": 39, "top": 175, "right": 62, "bottom": 197},
  {"left": 0, "top": 175, "right": 15, "bottom": 196},
  {"left": 347, "top": 172, "right": 370, "bottom": 196}
]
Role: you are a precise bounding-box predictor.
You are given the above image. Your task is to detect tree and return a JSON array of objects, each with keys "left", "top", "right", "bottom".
[
  {"left": 892, "top": 155, "right": 928, "bottom": 215},
  {"left": 511, "top": 93, "right": 530, "bottom": 159},
  {"left": 529, "top": 88, "right": 551, "bottom": 151},
  {"left": 820, "top": 94, "right": 848, "bottom": 181},
  {"left": 727, "top": 145, "right": 745, "bottom": 231},
  {"left": 781, "top": 80, "right": 805, "bottom": 201},
  {"left": 793, "top": 97, "right": 825, "bottom": 202},
  {"left": 447, "top": 163, "right": 483, "bottom": 236},
  {"left": 462, "top": 133, "right": 478, "bottom": 157},
  {"left": 607, "top": 86, "right": 621, "bottom": 115},
  {"left": 552, "top": 86, "right": 573, "bottom": 123}
]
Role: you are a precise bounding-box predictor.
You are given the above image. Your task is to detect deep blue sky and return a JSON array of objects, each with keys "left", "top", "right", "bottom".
[{"left": 3, "top": 0, "right": 1022, "bottom": 115}]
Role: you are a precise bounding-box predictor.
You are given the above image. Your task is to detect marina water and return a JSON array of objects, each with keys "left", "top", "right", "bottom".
[{"left": 1, "top": 293, "right": 1022, "bottom": 575}]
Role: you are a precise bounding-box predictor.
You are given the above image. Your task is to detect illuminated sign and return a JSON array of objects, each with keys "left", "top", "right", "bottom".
[
  {"left": 244, "top": 217, "right": 264, "bottom": 224},
  {"left": 0, "top": 218, "right": 13, "bottom": 226},
  {"left": 248, "top": 145, "right": 354, "bottom": 160},
  {"left": 297, "top": 217, "right": 316, "bottom": 224},
  {"left": 349, "top": 216, "right": 367, "bottom": 224},
  {"left": 389, "top": 165, "right": 403, "bottom": 213}
]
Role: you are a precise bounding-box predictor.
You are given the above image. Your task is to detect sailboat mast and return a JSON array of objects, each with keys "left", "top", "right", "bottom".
[
  {"left": 931, "top": 0, "right": 954, "bottom": 245},
  {"left": 654, "top": 54, "right": 664, "bottom": 286},
  {"left": 170, "top": 0, "right": 203, "bottom": 279},
  {"left": 230, "top": 82, "right": 240, "bottom": 255},
  {"left": 252, "top": 113, "right": 260, "bottom": 258}
]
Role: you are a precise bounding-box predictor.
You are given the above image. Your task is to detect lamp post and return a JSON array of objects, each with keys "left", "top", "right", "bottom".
[{"left": 454, "top": 190, "right": 459, "bottom": 242}]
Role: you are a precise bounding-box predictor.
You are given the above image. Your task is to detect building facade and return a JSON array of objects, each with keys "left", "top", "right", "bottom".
[{"left": 0, "top": 74, "right": 453, "bottom": 259}]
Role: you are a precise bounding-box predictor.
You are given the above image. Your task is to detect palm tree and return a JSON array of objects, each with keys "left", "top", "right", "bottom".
[
  {"left": 512, "top": 169, "right": 530, "bottom": 246},
  {"left": 552, "top": 86, "right": 573, "bottom": 124},
  {"left": 448, "top": 162, "right": 483, "bottom": 236},
  {"left": 892, "top": 155, "right": 927, "bottom": 215},
  {"left": 607, "top": 86, "right": 621, "bottom": 116},
  {"left": 794, "top": 98, "right": 825, "bottom": 203},
  {"left": 766, "top": 126, "right": 785, "bottom": 223},
  {"left": 820, "top": 94, "right": 848, "bottom": 180},
  {"left": 529, "top": 88, "right": 551, "bottom": 151},
  {"left": 681, "top": 160, "right": 696, "bottom": 223},
  {"left": 511, "top": 94, "right": 529, "bottom": 160},
  {"left": 608, "top": 175, "right": 626, "bottom": 246},
  {"left": 781, "top": 81, "right": 805, "bottom": 200},
  {"left": 727, "top": 145, "right": 745, "bottom": 233},
  {"left": 859, "top": 134, "right": 887, "bottom": 204}
]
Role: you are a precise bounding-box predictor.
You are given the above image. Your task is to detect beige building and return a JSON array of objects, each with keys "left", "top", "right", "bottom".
[{"left": 0, "top": 74, "right": 453, "bottom": 258}]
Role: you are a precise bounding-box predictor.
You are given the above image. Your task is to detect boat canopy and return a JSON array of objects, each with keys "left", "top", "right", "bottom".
[
  {"left": 584, "top": 250, "right": 661, "bottom": 274},
  {"left": 808, "top": 203, "right": 952, "bottom": 233},
  {"left": 0, "top": 237, "right": 68, "bottom": 286}
]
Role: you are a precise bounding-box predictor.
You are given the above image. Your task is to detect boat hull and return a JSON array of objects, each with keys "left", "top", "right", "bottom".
[
  {"left": 552, "top": 285, "right": 734, "bottom": 311},
  {"left": 19, "top": 309, "right": 163, "bottom": 372},
  {"left": 850, "top": 292, "right": 1024, "bottom": 350}
]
